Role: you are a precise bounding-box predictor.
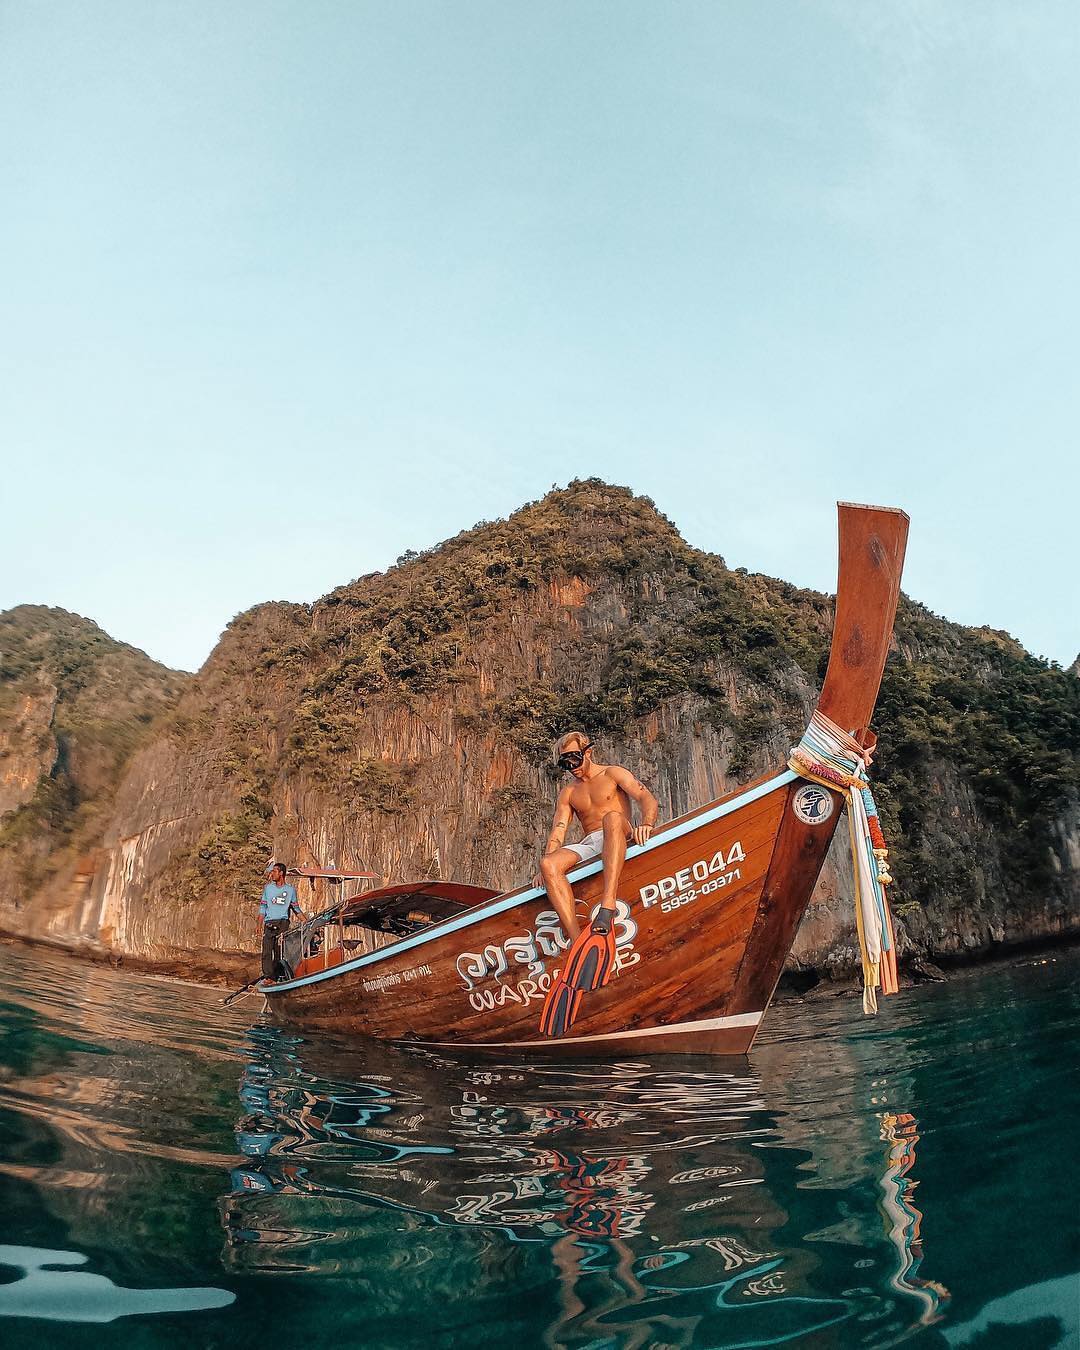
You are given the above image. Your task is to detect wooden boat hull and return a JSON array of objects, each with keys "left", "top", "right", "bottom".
[
  {"left": 264, "top": 502, "right": 908, "bottom": 1055},
  {"left": 267, "top": 768, "right": 845, "bottom": 1055}
]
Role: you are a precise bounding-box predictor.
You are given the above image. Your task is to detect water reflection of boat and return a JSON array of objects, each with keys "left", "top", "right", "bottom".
[
  {"left": 261, "top": 503, "right": 908, "bottom": 1056},
  {"left": 878, "top": 1112, "right": 950, "bottom": 1324},
  {"left": 220, "top": 1029, "right": 946, "bottom": 1346}
]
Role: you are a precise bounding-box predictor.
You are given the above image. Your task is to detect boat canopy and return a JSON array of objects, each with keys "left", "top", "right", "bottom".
[
  {"left": 278, "top": 878, "right": 502, "bottom": 979},
  {"left": 341, "top": 880, "right": 501, "bottom": 937},
  {"left": 286, "top": 867, "right": 379, "bottom": 882}
]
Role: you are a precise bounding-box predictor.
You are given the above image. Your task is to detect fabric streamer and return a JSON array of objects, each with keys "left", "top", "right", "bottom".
[{"left": 789, "top": 709, "right": 899, "bottom": 1013}]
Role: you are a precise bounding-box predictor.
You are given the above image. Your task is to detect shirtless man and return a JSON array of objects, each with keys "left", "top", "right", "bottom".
[{"left": 536, "top": 732, "right": 660, "bottom": 940}]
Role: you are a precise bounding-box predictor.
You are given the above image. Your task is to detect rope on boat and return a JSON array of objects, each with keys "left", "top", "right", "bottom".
[{"left": 789, "top": 709, "right": 899, "bottom": 1014}]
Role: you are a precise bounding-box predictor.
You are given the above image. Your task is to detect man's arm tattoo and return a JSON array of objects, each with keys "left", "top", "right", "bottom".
[{"left": 545, "top": 810, "right": 571, "bottom": 854}]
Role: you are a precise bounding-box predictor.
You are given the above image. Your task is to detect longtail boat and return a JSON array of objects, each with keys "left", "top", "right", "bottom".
[{"left": 261, "top": 502, "right": 909, "bottom": 1055}]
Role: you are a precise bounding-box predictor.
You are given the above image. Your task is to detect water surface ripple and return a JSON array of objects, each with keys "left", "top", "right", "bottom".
[{"left": 1, "top": 946, "right": 1077, "bottom": 1348}]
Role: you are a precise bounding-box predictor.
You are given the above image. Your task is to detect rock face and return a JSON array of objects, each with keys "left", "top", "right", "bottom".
[
  {"left": 0, "top": 606, "right": 187, "bottom": 935},
  {"left": 0, "top": 677, "right": 58, "bottom": 818},
  {"left": 2, "top": 484, "right": 1077, "bottom": 977}
]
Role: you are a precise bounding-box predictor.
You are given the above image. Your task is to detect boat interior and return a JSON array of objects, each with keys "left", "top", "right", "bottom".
[{"left": 279, "top": 880, "right": 501, "bottom": 980}]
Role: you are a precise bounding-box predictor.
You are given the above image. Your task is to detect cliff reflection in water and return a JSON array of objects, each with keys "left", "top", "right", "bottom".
[{"left": 222, "top": 1030, "right": 946, "bottom": 1346}]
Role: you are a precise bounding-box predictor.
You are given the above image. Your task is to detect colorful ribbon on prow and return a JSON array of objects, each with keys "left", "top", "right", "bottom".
[{"left": 789, "top": 709, "right": 899, "bottom": 1013}]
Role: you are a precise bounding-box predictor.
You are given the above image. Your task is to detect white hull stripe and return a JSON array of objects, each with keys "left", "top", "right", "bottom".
[
  {"left": 263, "top": 769, "right": 798, "bottom": 994},
  {"left": 415, "top": 1011, "right": 764, "bottom": 1050}
]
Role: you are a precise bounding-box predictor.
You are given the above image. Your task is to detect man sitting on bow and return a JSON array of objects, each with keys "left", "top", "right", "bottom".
[{"left": 536, "top": 733, "right": 659, "bottom": 1036}]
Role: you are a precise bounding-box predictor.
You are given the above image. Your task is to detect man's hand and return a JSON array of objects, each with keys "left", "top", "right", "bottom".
[
  {"left": 632, "top": 824, "right": 654, "bottom": 848},
  {"left": 532, "top": 870, "right": 544, "bottom": 889}
]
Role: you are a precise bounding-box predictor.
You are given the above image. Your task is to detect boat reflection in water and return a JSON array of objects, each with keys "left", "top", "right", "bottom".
[{"left": 221, "top": 1027, "right": 947, "bottom": 1347}]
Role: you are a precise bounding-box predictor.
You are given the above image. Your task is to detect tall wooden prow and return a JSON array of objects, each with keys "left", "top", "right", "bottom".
[
  {"left": 735, "top": 502, "right": 908, "bottom": 1032},
  {"left": 818, "top": 503, "right": 909, "bottom": 734}
]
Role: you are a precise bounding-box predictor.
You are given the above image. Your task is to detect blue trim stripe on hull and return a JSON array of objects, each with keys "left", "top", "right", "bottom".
[{"left": 263, "top": 768, "right": 798, "bottom": 994}]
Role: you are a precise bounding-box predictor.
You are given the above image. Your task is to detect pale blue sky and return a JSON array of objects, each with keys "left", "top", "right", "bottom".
[{"left": 2, "top": 2, "right": 1077, "bottom": 671}]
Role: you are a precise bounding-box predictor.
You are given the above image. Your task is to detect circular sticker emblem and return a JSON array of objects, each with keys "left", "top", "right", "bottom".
[{"left": 792, "top": 783, "right": 834, "bottom": 825}]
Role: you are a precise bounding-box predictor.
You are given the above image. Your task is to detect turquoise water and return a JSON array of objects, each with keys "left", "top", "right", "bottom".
[{"left": 0, "top": 946, "right": 1077, "bottom": 1348}]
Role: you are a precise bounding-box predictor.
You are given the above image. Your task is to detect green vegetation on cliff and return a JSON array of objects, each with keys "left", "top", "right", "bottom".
[
  {"left": 284, "top": 482, "right": 831, "bottom": 774},
  {"left": 873, "top": 609, "right": 1080, "bottom": 911}
]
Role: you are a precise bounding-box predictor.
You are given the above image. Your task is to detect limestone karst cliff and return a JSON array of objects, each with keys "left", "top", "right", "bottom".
[
  {"left": 1, "top": 482, "right": 1077, "bottom": 977},
  {"left": 0, "top": 606, "right": 187, "bottom": 933}
]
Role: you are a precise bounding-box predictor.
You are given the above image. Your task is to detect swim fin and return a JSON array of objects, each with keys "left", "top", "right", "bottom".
[
  {"left": 539, "top": 978, "right": 582, "bottom": 1038},
  {"left": 563, "top": 906, "right": 617, "bottom": 993},
  {"left": 539, "top": 907, "right": 618, "bottom": 1038}
]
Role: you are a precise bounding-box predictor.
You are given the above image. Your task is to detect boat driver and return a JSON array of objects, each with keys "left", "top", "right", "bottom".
[
  {"left": 258, "top": 862, "right": 307, "bottom": 980},
  {"left": 535, "top": 732, "right": 659, "bottom": 940}
]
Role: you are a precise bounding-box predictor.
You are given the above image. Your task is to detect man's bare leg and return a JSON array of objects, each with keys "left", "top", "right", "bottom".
[
  {"left": 598, "top": 811, "right": 630, "bottom": 911},
  {"left": 540, "top": 848, "right": 582, "bottom": 940}
]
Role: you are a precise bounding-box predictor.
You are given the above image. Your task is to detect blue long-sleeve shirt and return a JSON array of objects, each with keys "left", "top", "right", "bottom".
[{"left": 259, "top": 882, "right": 301, "bottom": 922}]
